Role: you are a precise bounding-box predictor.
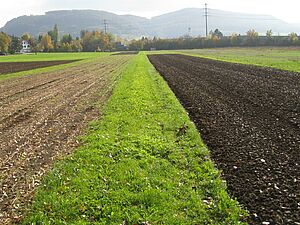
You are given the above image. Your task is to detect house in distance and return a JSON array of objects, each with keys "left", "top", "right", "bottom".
[{"left": 21, "top": 40, "right": 31, "bottom": 53}]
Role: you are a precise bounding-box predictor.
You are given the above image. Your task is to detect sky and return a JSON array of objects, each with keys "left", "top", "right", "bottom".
[{"left": 1, "top": 0, "right": 300, "bottom": 27}]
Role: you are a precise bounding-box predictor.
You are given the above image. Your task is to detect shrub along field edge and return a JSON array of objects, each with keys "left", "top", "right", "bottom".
[{"left": 23, "top": 53, "right": 248, "bottom": 224}]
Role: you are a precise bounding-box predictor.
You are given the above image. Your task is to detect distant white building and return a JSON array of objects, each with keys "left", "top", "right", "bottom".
[{"left": 21, "top": 40, "right": 31, "bottom": 53}]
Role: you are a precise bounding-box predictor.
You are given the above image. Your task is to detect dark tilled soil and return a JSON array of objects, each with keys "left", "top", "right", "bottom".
[
  {"left": 112, "top": 51, "right": 139, "bottom": 55},
  {"left": 0, "top": 56, "right": 132, "bottom": 224},
  {"left": 148, "top": 54, "right": 300, "bottom": 225},
  {"left": 0, "top": 60, "right": 79, "bottom": 74}
]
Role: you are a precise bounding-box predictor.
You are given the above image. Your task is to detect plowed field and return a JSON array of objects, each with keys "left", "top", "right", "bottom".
[
  {"left": 148, "top": 54, "right": 300, "bottom": 225},
  {"left": 0, "top": 55, "right": 132, "bottom": 224},
  {"left": 0, "top": 60, "right": 79, "bottom": 75}
]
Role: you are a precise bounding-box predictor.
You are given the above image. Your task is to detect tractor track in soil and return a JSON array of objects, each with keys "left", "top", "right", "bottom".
[
  {"left": 148, "top": 54, "right": 300, "bottom": 225},
  {"left": 0, "top": 55, "right": 132, "bottom": 224}
]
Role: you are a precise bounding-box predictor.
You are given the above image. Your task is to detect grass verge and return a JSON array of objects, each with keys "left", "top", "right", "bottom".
[{"left": 23, "top": 53, "right": 247, "bottom": 224}]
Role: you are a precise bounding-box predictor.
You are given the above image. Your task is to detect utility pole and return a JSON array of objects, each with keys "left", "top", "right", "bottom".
[
  {"left": 104, "top": 19, "right": 108, "bottom": 34},
  {"left": 204, "top": 3, "right": 208, "bottom": 37}
]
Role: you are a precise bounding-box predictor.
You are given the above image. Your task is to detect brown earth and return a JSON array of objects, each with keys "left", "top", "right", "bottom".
[
  {"left": 148, "top": 54, "right": 300, "bottom": 225},
  {"left": 112, "top": 51, "right": 139, "bottom": 55},
  {"left": 0, "top": 60, "right": 79, "bottom": 75},
  {"left": 0, "top": 55, "right": 132, "bottom": 224}
]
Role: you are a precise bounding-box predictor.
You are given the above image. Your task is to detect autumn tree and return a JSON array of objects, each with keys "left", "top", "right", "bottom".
[
  {"left": 289, "top": 32, "right": 298, "bottom": 44},
  {"left": 0, "top": 32, "right": 11, "bottom": 53},
  {"left": 48, "top": 24, "right": 59, "bottom": 49},
  {"left": 61, "top": 34, "right": 73, "bottom": 44},
  {"left": 246, "top": 29, "right": 259, "bottom": 46},
  {"left": 81, "top": 31, "right": 115, "bottom": 52},
  {"left": 230, "top": 33, "right": 239, "bottom": 46},
  {"left": 59, "top": 34, "right": 82, "bottom": 52},
  {"left": 266, "top": 30, "right": 273, "bottom": 39},
  {"left": 206, "top": 29, "right": 223, "bottom": 46},
  {"left": 70, "top": 39, "right": 83, "bottom": 52},
  {"left": 211, "top": 29, "right": 223, "bottom": 38},
  {"left": 266, "top": 30, "right": 274, "bottom": 45},
  {"left": 80, "top": 30, "right": 88, "bottom": 39},
  {"left": 61, "top": 42, "right": 72, "bottom": 52},
  {"left": 129, "top": 39, "right": 143, "bottom": 51},
  {"left": 21, "top": 33, "right": 31, "bottom": 41},
  {"left": 9, "top": 35, "right": 21, "bottom": 53},
  {"left": 39, "top": 34, "right": 53, "bottom": 52},
  {"left": 105, "top": 33, "right": 115, "bottom": 50},
  {"left": 81, "top": 31, "right": 93, "bottom": 51},
  {"left": 28, "top": 36, "right": 38, "bottom": 53}
]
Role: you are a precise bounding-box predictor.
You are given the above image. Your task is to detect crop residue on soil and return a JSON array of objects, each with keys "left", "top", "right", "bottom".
[
  {"left": 0, "top": 55, "right": 132, "bottom": 224},
  {"left": 0, "top": 60, "right": 79, "bottom": 74},
  {"left": 148, "top": 54, "right": 300, "bottom": 225}
]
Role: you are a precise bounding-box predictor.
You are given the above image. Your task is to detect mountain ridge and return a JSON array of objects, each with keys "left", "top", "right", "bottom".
[{"left": 1, "top": 8, "right": 299, "bottom": 39}]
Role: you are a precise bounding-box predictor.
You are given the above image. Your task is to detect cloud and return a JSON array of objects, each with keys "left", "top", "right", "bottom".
[
  {"left": 1, "top": 0, "right": 300, "bottom": 27},
  {"left": 41, "top": 0, "right": 207, "bottom": 15},
  {"left": 0, "top": 0, "right": 47, "bottom": 26}
]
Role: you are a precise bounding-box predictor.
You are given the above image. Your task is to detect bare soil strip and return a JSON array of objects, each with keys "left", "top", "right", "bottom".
[
  {"left": 148, "top": 54, "right": 300, "bottom": 225},
  {"left": 112, "top": 51, "right": 139, "bottom": 55},
  {"left": 0, "top": 60, "right": 79, "bottom": 75},
  {"left": 0, "top": 55, "right": 132, "bottom": 224}
]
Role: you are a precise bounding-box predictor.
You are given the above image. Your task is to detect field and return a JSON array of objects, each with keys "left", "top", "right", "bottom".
[
  {"left": 0, "top": 60, "right": 80, "bottom": 75},
  {"left": 0, "top": 48, "right": 299, "bottom": 224},
  {"left": 0, "top": 52, "right": 102, "bottom": 62},
  {"left": 148, "top": 54, "right": 300, "bottom": 224},
  {"left": 177, "top": 47, "right": 300, "bottom": 72},
  {"left": 0, "top": 54, "right": 133, "bottom": 223},
  {"left": 20, "top": 53, "right": 246, "bottom": 224},
  {"left": 0, "top": 52, "right": 108, "bottom": 81}
]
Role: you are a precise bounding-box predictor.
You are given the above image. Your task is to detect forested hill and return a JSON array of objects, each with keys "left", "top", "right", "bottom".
[{"left": 1, "top": 8, "right": 299, "bottom": 39}]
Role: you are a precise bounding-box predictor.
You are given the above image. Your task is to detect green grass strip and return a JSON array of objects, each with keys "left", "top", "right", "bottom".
[{"left": 24, "top": 53, "right": 247, "bottom": 224}]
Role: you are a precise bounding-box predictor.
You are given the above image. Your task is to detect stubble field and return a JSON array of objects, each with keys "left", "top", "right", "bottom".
[{"left": 0, "top": 54, "right": 132, "bottom": 223}]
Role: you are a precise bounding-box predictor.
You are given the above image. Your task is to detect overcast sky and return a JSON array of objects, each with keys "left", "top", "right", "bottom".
[{"left": 1, "top": 0, "right": 300, "bottom": 27}]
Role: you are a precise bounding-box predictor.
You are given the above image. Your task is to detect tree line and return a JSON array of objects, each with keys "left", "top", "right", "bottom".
[
  {"left": 0, "top": 24, "right": 120, "bottom": 54},
  {"left": 128, "top": 29, "right": 300, "bottom": 51},
  {"left": 0, "top": 26, "right": 300, "bottom": 53}
]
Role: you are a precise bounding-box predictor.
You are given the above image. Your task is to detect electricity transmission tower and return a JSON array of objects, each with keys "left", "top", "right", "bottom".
[
  {"left": 104, "top": 19, "right": 108, "bottom": 34},
  {"left": 204, "top": 3, "right": 208, "bottom": 37},
  {"left": 188, "top": 27, "right": 191, "bottom": 36}
]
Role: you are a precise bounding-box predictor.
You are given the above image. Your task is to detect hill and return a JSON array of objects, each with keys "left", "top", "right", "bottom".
[
  {"left": 149, "top": 8, "right": 300, "bottom": 37},
  {"left": 1, "top": 8, "right": 299, "bottom": 39}
]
